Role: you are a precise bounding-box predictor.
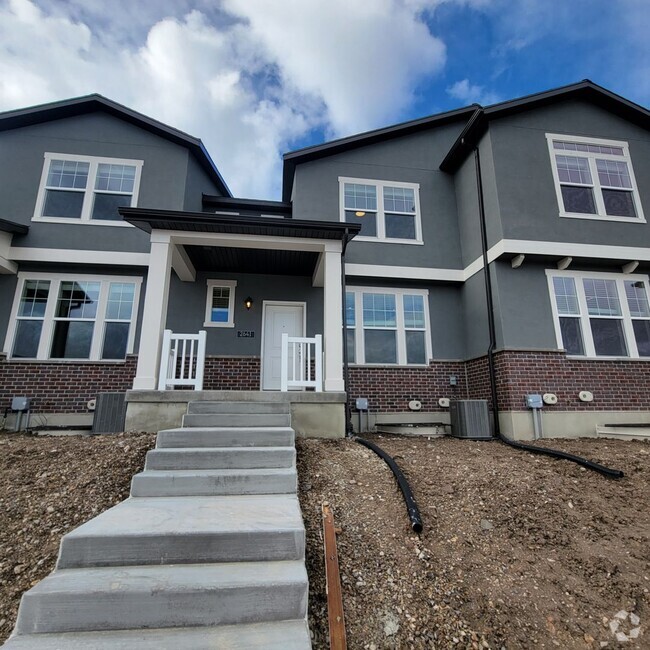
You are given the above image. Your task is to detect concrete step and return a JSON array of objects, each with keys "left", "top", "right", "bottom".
[
  {"left": 156, "top": 426, "right": 295, "bottom": 448},
  {"left": 187, "top": 401, "right": 290, "bottom": 415},
  {"left": 144, "top": 446, "right": 295, "bottom": 470},
  {"left": 130, "top": 468, "right": 297, "bottom": 497},
  {"left": 3, "top": 619, "right": 311, "bottom": 650},
  {"left": 182, "top": 413, "right": 291, "bottom": 428},
  {"left": 14, "top": 561, "right": 308, "bottom": 635},
  {"left": 57, "top": 495, "right": 305, "bottom": 569}
]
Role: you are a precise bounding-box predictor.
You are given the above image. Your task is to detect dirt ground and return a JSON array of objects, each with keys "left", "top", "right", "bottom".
[
  {"left": 0, "top": 430, "right": 155, "bottom": 644},
  {"left": 297, "top": 435, "right": 649, "bottom": 649},
  {"left": 0, "top": 430, "right": 647, "bottom": 649}
]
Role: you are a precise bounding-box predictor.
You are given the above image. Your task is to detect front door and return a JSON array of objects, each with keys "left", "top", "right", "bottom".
[{"left": 261, "top": 303, "right": 305, "bottom": 390}]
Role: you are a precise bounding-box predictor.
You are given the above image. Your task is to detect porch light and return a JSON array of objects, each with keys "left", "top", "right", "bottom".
[
  {"left": 244, "top": 296, "right": 253, "bottom": 310},
  {"left": 355, "top": 211, "right": 366, "bottom": 217}
]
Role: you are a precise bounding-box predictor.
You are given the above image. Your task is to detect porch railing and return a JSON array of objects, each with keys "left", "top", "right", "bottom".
[
  {"left": 280, "top": 333, "right": 323, "bottom": 392},
  {"left": 157, "top": 330, "right": 207, "bottom": 390}
]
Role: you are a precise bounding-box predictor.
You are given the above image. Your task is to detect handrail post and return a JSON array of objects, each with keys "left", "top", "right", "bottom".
[
  {"left": 281, "top": 333, "right": 289, "bottom": 392},
  {"left": 195, "top": 330, "right": 207, "bottom": 390},
  {"left": 157, "top": 329, "right": 173, "bottom": 390},
  {"left": 315, "top": 334, "right": 323, "bottom": 392}
]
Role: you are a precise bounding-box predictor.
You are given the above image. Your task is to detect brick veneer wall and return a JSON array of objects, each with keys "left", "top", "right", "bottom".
[
  {"left": 202, "top": 356, "right": 261, "bottom": 391},
  {"left": 0, "top": 355, "right": 138, "bottom": 414},
  {"left": 348, "top": 361, "right": 467, "bottom": 412}
]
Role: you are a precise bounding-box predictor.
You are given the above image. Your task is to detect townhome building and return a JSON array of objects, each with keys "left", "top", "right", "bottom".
[{"left": 0, "top": 81, "right": 648, "bottom": 439}]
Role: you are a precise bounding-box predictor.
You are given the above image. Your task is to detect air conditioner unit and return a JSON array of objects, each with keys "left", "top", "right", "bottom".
[
  {"left": 91, "top": 392, "right": 127, "bottom": 434},
  {"left": 449, "top": 400, "right": 492, "bottom": 440}
]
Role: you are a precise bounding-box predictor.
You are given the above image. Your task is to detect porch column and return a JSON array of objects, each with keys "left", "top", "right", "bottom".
[
  {"left": 132, "top": 235, "right": 173, "bottom": 390},
  {"left": 322, "top": 246, "right": 345, "bottom": 392}
]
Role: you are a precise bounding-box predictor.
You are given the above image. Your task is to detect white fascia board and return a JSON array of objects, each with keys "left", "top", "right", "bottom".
[
  {"left": 345, "top": 263, "right": 465, "bottom": 282},
  {"left": 8, "top": 247, "right": 150, "bottom": 266},
  {"left": 499, "top": 239, "right": 650, "bottom": 262}
]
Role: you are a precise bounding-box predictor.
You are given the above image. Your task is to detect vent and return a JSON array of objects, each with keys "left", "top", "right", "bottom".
[
  {"left": 449, "top": 400, "right": 492, "bottom": 440},
  {"left": 91, "top": 392, "right": 127, "bottom": 434}
]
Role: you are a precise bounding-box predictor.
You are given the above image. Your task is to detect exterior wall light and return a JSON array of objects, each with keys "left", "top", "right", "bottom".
[
  {"left": 244, "top": 296, "right": 253, "bottom": 310},
  {"left": 355, "top": 211, "right": 366, "bottom": 217}
]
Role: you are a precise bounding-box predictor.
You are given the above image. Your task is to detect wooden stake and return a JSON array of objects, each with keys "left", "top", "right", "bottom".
[{"left": 322, "top": 503, "right": 347, "bottom": 650}]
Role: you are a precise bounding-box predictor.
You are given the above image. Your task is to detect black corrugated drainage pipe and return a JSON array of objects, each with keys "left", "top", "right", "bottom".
[
  {"left": 354, "top": 436, "right": 423, "bottom": 533},
  {"left": 473, "top": 146, "right": 624, "bottom": 480}
]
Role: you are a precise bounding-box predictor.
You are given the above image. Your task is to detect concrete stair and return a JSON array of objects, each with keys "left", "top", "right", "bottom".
[{"left": 5, "top": 399, "right": 311, "bottom": 649}]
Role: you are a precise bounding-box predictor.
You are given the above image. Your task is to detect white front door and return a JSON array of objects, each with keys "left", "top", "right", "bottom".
[{"left": 261, "top": 303, "right": 305, "bottom": 390}]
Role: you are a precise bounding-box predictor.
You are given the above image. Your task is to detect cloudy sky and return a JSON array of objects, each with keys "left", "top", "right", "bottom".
[{"left": 0, "top": 0, "right": 647, "bottom": 199}]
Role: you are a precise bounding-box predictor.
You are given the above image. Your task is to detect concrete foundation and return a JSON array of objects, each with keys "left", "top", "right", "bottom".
[{"left": 124, "top": 390, "right": 347, "bottom": 438}]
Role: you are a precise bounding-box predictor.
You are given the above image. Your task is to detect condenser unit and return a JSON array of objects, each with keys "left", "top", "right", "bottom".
[
  {"left": 91, "top": 392, "right": 126, "bottom": 434},
  {"left": 449, "top": 400, "right": 492, "bottom": 440}
]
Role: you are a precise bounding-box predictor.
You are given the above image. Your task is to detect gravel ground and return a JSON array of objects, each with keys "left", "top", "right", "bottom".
[
  {"left": 0, "top": 430, "right": 155, "bottom": 644},
  {"left": 297, "top": 435, "right": 649, "bottom": 649}
]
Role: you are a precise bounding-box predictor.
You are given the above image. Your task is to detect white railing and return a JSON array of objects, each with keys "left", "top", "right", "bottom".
[
  {"left": 280, "top": 333, "right": 323, "bottom": 392},
  {"left": 157, "top": 330, "right": 207, "bottom": 390}
]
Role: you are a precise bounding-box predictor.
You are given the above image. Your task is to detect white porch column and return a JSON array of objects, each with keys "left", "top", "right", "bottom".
[
  {"left": 132, "top": 235, "right": 173, "bottom": 390},
  {"left": 322, "top": 246, "right": 344, "bottom": 392}
]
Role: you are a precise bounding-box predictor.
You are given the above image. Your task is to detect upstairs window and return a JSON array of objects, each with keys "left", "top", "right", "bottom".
[
  {"left": 547, "top": 271, "right": 650, "bottom": 358},
  {"left": 34, "top": 153, "right": 143, "bottom": 224},
  {"left": 340, "top": 178, "right": 422, "bottom": 243},
  {"left": 546, "top": 135, "right": 644, "bottom": 222}
]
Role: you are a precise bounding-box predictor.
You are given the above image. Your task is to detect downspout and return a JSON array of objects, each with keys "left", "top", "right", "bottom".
[
  {"left": 340, "top": 228, "right": 354, "bottom": 436},
  {"left": 474, "top": 146, "right": 500, "bottom": 436}
]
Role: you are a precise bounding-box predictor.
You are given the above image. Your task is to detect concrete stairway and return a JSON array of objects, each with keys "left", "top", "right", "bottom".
[{"left": 4, "top": 400, "right": 311, "bottom": 649}]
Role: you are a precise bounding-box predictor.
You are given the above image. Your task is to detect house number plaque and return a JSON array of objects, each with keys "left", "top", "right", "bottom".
[{"left": 237, "top": 330, "right": 255, "bottom": 338}]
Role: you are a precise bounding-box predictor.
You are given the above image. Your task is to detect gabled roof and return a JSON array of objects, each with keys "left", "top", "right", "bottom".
[
  {"left": 281, "top": 105, "right": 477, "bottom": 201},
  {"left": 0, "top": 94, "right": 231, "bottom": 197},
  {"left": 441, "top": 80, "right": 650, "bottom": 172}
]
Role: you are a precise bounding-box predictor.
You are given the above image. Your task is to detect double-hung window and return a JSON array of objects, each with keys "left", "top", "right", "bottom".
[
  {"left": 546, "top": 134, "right": 644, "bottom": 222},
  {"left": 204, "top": 280, "right": 237, "bottom": 327},
  {"left": 547, "top": 270, "right": 650, "bottom": 358},
  {"left": 7, "top": 273, "right": 142, "bottom": 360},
  {"left": 34, "top": 153, "right": 143, "bottom": 224},
  {"left": 346, "top": 287, "right": 431, "bottom": 365},
  {"left": 340, "top": 178, "right": 422, "bottom": 242}
]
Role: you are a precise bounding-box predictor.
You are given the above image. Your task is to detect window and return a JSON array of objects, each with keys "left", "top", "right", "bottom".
[
  {"left": 339, "top": 177, "right": 422, "bottom": 242},
  {"left": 346, "top": 287, "right": 431, "bottom": 365},
  {"left": 546, "top": 134, "right": 644, "bottom": 222},
  {"left": 204, "top": 280, "right": 237, "bottom": 327},
  {"left": 547, "top": 270, "right": 650, "bottom": 358},
  {"left": 34, "top": 153, "right": 143, "bottom": 225},
  {"left": 7, "top": 274, "right": 141, "bottom": 360}
]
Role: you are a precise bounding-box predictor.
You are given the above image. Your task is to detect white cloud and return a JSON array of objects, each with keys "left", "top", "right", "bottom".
[
  {"left": 0, "top": 0, "right": 448, "bottom": 198},
  {"left": 446, "top": 78, "right": 501, "bottom": 105}
]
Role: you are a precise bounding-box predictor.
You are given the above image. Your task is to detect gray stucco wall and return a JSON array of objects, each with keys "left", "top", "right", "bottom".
[
  {"left": 165, "top": 271, "right": 323, "bottom": 356},
  {"left": 0, "top": 274, "right": 19, "bottom": 354},
  {"left": 292, "top": 121, "right": 467, "bottom": 270},
  {"left": 1, "top": 111, "right": 221, "bottom": 252},
  {"left": 488, "top": 99, "right": 650, "bottom": 247},
  {"left": 184, "top": 154, "right": 223, "bottom": 212}
]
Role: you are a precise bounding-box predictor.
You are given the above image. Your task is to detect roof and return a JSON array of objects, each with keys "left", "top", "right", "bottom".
[
  {"left": 0, "top": 218, "right": 29, "bottom": 235},
  {"left": 120, "top": 207, "right": 360, "bottom": 241},
  {"left": 281, "top": 105, "right": 477, "bottom": 201},
  {"left": 440, "top": 80, "right": 650, "bottom": 172},
  {"left": 0, "top": 94, "right": 231, "bottom": 197},
  {"left": 202, "top": 195, "right": 292, "bottom": 217}
]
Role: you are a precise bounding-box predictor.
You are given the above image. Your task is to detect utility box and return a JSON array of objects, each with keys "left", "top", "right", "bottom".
[
  {"left": 449, "top": 400, "right": 492, "bottom": 440},
  {"left": 91, "top": 393, "right": 127, "bottom": 434},
  {"left": 11, "top": 397, "right": 30, "bottom": 411}
]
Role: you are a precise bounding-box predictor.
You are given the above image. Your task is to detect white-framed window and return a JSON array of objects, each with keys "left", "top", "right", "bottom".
[
  {"left": 546, "top": 270, "right": 650, "bottom": 359},
  {"left": 345, "top": 287, "right": 431, "bottom": 365},
  {"left": 204, "top": 280, "right": 237, "bottom": 327},
  {"left": 5, "top": 273, "right": 142, "bottom": 360},
  {"left": 339, "top": 177, "right": 422, "bottom": 243},
  {"left": 546, "top": 134, "right": 645, "bottom": 223},
  {"left": 33, "top": 153, "right": 144, "bottom": 226}
]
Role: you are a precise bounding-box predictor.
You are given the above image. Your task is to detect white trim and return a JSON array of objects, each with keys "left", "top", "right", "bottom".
[
  {"left": 339, "top": 176, "right": 423, "bottom": 244},
  {"left": 4, "top": 272, "right": 142, "bottom": 360},
  {"left": 346, "top": 286, "right": 432, "bottom": 367},
  {"left": 33, "top": 152, "right": 144, "bottom": 225},
  {"left": 8, "top": 247, "right": 150, "bottom": 266},
  {"left": 204, "top": 279, "right": 237, "bottom": 328},
  {"left": 260, "top": 301, "right": 307, "bottom": 390},
  {"left": 345, "top": 263, "right": 464, "bottom": 282},
  {"left": 545, "top": 133, "right": 645, "bottom": 223},
  {"left": 545, "top": 268, "right": 650, "bottom": 359}
]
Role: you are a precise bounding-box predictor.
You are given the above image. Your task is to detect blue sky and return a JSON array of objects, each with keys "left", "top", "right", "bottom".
[{"left": 0, "top": 0, "right": 647, "bottom": 199}]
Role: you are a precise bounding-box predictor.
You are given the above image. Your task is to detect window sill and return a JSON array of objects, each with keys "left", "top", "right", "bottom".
[
  {"left": 32, "top": 217, "right": 135, "bottom": 228},
  {"left": 349, "top": 362, "right": 431, "bottom": 368},
  {"left": 4, "top": 358, "right": 130, "bottom": 364},
  {"left": 559, "top": 213, "right": 646, "bottom": 224},
  {"left": 352, "top": 236, "right": 424, "bottom": 245},
  {"left": 565, "top": 355, "right": 650, "bottom": 362},
  {"left": 203, "top": 322, "right": 235, "bottom": 328}
]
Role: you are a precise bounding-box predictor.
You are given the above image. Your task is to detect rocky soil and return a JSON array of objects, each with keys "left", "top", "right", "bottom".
[
  {"left": 0, "top": 430, "right": 155, "bottom": 644},
  {"left": 297, "top": 435, "right": 649, "bottom": 649}
]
